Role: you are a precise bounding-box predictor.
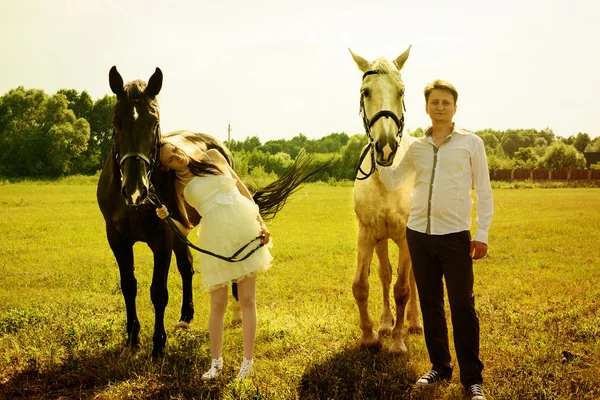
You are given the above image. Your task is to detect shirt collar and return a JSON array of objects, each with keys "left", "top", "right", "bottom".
[{"left": 424, "top": 124, "right": 468, "bottom": 138}]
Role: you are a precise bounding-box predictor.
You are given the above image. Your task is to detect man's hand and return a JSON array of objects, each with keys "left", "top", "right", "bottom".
[{"left": 470, "top": 240, "right": 488, "bottom": 260}]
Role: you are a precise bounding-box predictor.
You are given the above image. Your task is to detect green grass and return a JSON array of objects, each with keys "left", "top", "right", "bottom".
[{"left": 0, "top": 182, "right": 598, "bottom": 399}]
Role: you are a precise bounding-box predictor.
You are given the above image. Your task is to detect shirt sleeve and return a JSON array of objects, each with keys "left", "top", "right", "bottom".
[
  {"left": 471, "top": 137, "right": 494, "bottom": 244},
  {"left": 378, "top": 150, "right": 414, "bottom": 191}
]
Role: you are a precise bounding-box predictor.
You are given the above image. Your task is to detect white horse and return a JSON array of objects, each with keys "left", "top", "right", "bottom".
[{"left": 349, "top": 47, "right": 423, "bottom": 353}]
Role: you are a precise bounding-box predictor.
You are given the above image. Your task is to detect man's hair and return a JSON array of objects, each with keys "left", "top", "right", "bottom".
[{"left": 424, "top": 80, "right": 458, "bottom": 105}]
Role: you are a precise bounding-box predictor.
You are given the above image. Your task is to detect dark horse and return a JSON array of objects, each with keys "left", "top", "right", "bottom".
[{"left": 98, "top": 66, "right": 323, "bottom": 357}]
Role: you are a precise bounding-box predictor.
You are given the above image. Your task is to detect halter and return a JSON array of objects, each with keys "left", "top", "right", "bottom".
[{"left": 356, "top": 70, "right": 406, "bottom": 180}]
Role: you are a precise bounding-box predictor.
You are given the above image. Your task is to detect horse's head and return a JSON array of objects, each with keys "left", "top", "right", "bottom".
[
  {"left": 109, "top": 66, "right": 162, "bottom": 206},
  {"left": 350, "top": 47, "right": 411, "bottom": 167}
]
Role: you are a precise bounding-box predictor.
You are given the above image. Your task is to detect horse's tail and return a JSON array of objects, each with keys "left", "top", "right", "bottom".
[{"left": 250, "top": 149, "right": 328, "bottom": 222}]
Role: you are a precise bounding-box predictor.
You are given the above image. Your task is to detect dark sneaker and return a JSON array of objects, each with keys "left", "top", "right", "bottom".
[
  {"left": 467, "top": 383, "right": 485, "bottom": 400},
  {"left": 415, "top": 368, "right": 452, "bottom": 387}
]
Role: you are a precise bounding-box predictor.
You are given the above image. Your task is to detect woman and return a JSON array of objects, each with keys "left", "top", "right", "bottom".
[{"left": 156, "top": 137, "right": 271, "bottom": 381}]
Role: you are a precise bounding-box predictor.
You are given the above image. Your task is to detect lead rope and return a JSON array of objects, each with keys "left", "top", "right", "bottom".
[{"left": 146, "top": 191, "right": 265, "bottom": 263}]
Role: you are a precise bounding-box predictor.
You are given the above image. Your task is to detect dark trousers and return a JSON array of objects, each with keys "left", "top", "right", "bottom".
[{"left": 406, "top": 228, "right": 483, "bottom": 388}]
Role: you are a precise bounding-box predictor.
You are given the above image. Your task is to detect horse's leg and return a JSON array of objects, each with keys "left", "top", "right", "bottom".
[
  {"left": 390, "top": 237, "right": 413, "bottom": 354},
  {"left": 231, "top": 282, "right": 242, "bottom": 324},
  {"left": 353, "top": 227, "right": 379, "bottom": 347},
  {"left": 173, "top": 236, "right": 195, "bottom": 328},
  {"left": 374, "top": 240, "right": 394, "bottom": 337},
  {"left": 106, "top": 226, "right": 140, "bottom": 357},
  {"left": 149, "top": 243, "right": 172, "bottom": 357},
  {"left": 406, "top": 265, "right": 423, "bottom": 334}
]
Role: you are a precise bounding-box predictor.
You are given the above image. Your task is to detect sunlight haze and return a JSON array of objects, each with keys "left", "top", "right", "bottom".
[{"left": 1, "top": 0, "right": 598, "bottom": 142}]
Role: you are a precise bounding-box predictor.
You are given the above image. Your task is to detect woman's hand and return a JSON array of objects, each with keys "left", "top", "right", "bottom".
[
  {"left": 156, "top": 205, "right": 169, "bottom": 220},
  {"left": 257, "top": 216, "right": 270, "bottom": 245}
]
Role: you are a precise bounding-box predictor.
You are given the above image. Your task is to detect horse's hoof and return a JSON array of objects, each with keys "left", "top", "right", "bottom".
[
  {"left": 231, "top": 312, "right": 242, "bottom": 325},
  {"left": 175, "top": 321, "right": 190, "bottom": 330},
  {"left": 407, "top": 324, "right": 423, "bottom": 335},
  {"left": 120, "top": 346, "right": 141, "bottom": 358},
  {"left": 360, "top": 332, "right": 380, "bottom": 348},
  {"left": 389, "top": 341, "right": 408, "bottom": 354}
]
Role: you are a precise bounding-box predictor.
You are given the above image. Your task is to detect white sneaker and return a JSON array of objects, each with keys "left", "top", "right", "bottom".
[
  {"left": 201, "top": 357, "right": 223, "bottom": 381},
  {"left": 467, "top": 383, "right": 486, "bottom": 400},
  {"left": 236, "top": 357, "right": 254, "bottom": 380}
]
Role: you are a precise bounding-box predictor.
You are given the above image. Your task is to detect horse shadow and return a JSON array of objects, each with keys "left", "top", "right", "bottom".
[
  {"left": 0, "top": 329, "right": 225, "bottom": 399},
  {"left": 298, "top": 344, "right": 451, "bottom": 400}
]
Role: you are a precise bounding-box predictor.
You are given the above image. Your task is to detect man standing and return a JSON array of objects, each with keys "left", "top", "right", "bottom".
[{"left": 378, "top": 80, "right": 493, "bottom": 400}]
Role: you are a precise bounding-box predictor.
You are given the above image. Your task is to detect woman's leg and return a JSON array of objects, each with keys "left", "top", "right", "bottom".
[
  {"left": 236, "top": 274, "right": 257, "bottom": 360},
  {"left": 208, "top": 285, "right": 229, "bottom": 358}
]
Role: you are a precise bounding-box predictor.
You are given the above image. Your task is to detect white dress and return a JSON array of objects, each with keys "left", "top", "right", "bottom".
[{"left": 183, "top": 174, "right": 273, "bottom": 291}]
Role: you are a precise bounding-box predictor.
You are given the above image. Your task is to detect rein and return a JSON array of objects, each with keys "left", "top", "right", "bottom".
[
  {"left": 355, "top": 70, "right": 406, "bottom": 180},
  {"left": 114, "top": 123, "right": 265, "bottom": 262},
  {"left": 146, "top": 191, "right": 266, "bottom": 263}
]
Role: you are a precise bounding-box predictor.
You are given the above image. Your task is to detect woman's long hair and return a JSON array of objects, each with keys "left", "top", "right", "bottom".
[{"left": 160, "top": 137, "right": 222, "bottom": 228}]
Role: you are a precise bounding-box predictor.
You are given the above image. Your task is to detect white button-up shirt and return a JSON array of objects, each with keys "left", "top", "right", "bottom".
[{"left": 379, "top": 126, "right": 494, "bottom": 244}]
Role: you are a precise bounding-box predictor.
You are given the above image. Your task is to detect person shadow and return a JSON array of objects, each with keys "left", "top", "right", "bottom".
[{"left": 298, "top": 344, "right": 412, "bottom": 399}]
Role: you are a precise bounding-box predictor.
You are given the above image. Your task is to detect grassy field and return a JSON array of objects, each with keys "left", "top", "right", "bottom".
[{"left": 0, "top": 179, "right": 598, "bottom": 399}]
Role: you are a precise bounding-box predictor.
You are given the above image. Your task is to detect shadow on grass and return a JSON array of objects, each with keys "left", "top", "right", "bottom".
[
  {"left": 298, "top": 344, "right": 447, "bottom": 400},
  {"left": 0, "top": 330, "right": 225, "bottom": 400}
]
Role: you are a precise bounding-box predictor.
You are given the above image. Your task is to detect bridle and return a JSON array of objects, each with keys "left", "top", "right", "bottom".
[
  {"left": 112, "top": 124, "right": 161, "bottom": 189},
  {"left": 356, "top": 70, "right": 406, "bottom": 180}
]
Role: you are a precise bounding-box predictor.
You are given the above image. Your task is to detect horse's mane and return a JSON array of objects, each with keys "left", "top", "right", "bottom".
[
  {"left": 370, "top": 58, "right": 405, "bottom": 88},
  {"left": 161, "top": 131, "right": 211, "bottom": 163}
]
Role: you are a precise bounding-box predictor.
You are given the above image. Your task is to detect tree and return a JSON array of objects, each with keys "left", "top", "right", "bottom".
[
  {"left": 72, "top": 94, "right": 116, "bottom": 174},
  {"left": 538, "top": 127, "right": 556, "bottom": 145},
  {"left": 242, "top": 136, "right": 262, "bottom": 152},
  {"left": 339, "top": 134, "right": 368, "bottom": 180},
  {"left": 584, "top": 137, "right": 600, "bottom": 153},
  {"left": 0, "top": 89, "right": 90, "bottom": 177},
  {"left": 57, "top": 89, "right": 93, "bottom": 120},
  {"left": 42, "top": 93, "right": 91, "bottom": 175},
  {"left": 572, "top": 132, "right": 591, "bottom": 153},
  {"left": 513, "top": 147, "right": 539, "bottom": 169},
  {"left": 539, "top": 142, "right": 586, "bottom": 170},
  {"left": 500, "top": 130, "right": 526, "bottom": 158},
  {"left": 0, "top": 87, "right": 47, "bottom": 176},
  {"left": 409, "top": 127, "right": 425, "bottom": 138},
  {"left": 487, "top": 154, "right": 515, "bottom": 173}
]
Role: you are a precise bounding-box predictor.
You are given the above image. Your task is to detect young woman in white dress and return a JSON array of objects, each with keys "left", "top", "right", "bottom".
[{"left": 156, "top": 137, "right": 271, "bottom": 381}]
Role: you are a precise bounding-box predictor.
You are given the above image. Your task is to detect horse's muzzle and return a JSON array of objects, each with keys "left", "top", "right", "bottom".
[
  {"left": 121, "top": 182, "right": 149, "bottom": 206},
  {"left": 375, "top": 140, "right": 398, "bottom": 167}
]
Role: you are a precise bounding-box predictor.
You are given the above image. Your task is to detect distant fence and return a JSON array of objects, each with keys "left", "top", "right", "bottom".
[{"left": 491, "top": 169, "right": 600, "bottom": 182}]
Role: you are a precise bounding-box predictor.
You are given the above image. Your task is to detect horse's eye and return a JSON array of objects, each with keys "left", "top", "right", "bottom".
[{"left": 362, "top": 89, "right": 370, "bottom": 98}]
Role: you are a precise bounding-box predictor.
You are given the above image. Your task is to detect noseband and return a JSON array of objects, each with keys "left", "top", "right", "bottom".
[
  {"left": 356, "top": 70, "right": 406, "bottom": 180},
  {"left": 113, "top": 124, "right": 161, "bottom": 191}
]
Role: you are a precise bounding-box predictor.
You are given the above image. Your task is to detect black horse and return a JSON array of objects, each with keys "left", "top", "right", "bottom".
[{"left": 98, "top": 66, "right": 324, "bottom": 357}]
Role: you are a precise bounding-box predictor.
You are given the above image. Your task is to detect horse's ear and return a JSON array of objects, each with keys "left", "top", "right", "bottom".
[
  {"left": 145, "top": 67, "right": 163, "bottom": 99},
  {"left": 109, "top": 66, "right": 124, "bottom": 96},
  {"left": 393, "top": 45, "right": 412, "bottom": 71},
  {"left": 349, "top": 49, "right": 371, "bottom": 73}
]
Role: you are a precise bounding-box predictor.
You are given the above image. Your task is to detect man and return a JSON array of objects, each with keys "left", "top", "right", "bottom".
[{"left": 378, "top": 80, "right": 493, "bottom": 400}]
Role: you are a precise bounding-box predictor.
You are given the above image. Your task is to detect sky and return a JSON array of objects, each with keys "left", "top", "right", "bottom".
[{"left": 1, "top": 0, "right": 599, "bottom": 143}]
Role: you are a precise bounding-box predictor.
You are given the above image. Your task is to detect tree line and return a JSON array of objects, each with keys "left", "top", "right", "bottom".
[{"left": 1, "top": 87, "right": 599, "bottom": 180}]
